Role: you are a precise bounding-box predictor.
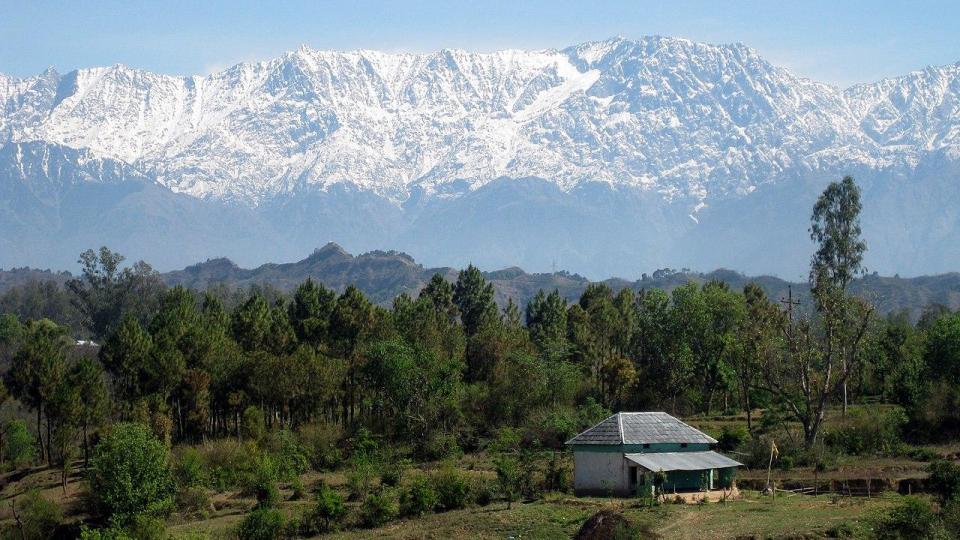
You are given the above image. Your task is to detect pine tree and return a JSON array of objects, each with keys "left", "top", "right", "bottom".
[
  {"left": 453, "top": 265, "right": 497, "bottom": 337},
  {"left": 99, "top": 315, "right": 154, "bottom": 411},
  {"left": 5, "top": 319, "right": 69, "bottom": 464},
  {"left": 289, "top": 278, "right": 336, "bottom": 348},
  {"left": 526, "top": 289, "right": 568, "bottom": 357},
  {"left": 231, "top": 292, "right": 272, "bottom": 353},
  {"left": 330, "top": 286, "right": 377, "bottom": 423},
  {"left": 419, "top": 273, "right": 459, "bottom": 325},
  {"left": 67, "top": 357, "right": 108, "bottom": 467}
]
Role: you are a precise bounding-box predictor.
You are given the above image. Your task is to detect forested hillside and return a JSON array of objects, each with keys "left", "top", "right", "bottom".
[
  {"left": 4, "top": 244, "right": 958, "bottom": 329},
  {"left": 1, "top": 178, "right": 960, "bottom": 538}
]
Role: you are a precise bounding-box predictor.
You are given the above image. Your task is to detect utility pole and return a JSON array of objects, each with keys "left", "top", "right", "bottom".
[{"left": 779, "top": 285, "right": 801, "bottom": 322}]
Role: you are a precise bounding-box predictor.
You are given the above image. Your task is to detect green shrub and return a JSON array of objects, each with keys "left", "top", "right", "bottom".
[
  {"left": 88, "top": 423, "right": 175, "bottom": 526},
  {"left": 346, "top": 453, "right": 377, "bottom": 500},
  {"left": 824, "top": 521, "right": 856, "bottom": 538},
  {"left": 176, "top": 486, "right": 212, "bottom": 519},
  {"left": 79, "top": 526, "right": 134, "bottom": 540},
  {"left": 302, "top": 483, "right": 346, "bottom": 534},
  {"left": 577, "top": 398, "right": 611, "bottom": 431},
  {"left": 401, "top": 476, "right": 438, "bottom": 516},
  {"left": 927, "top": 460, "right": 960, "bottom": 504},
  {"left": 349, "top": 427, "right": 378, "bottom": 457},
  {"left": 472, "top": 476, "right": 495, "bottom": 506},
  {"left": 380, "top": 457, "right": 410, "bottom": 487},
  {"left": 3, "top": 420, "right": 36, "bottom": 468},
  {"left": 421, "top": 431, "right": 460, "bottom": 460},
  {"left": 9, "top": 489, "right": 62, "bottom": 540},
  {"left": 778, "top": 455, "right": 794, "bottom": 471},
  {"left": 825, "top": 407, "right": 907, "bottom": 456},
  {"left": 495, "top": 455, "right": 522, "bottom": 508},
  {"left": 717, "top": 425, "right": 749, "bottom": 452},
  {"left": 801, "top": 445, "right": 840, "bottom": 472},
  {"left": 517, "top": 449, "right": 541, "bottom": 500},
  {"left": 942, "top": 498, "right": 960, "bottom": 538},
  {"left": 247, "top": 456, "right": 280, "bottom": 509},
  {"left": 297, "top": 421, "right": 344, "bottom": 470},
  {"left": 905, "top": 447, "right": 940, "bottom": 462},
  {"left": 432, "top": 464, "right": 470, "bottom": 511},
  {"left": 716, "top": 469, "right": 736, "bottom": 490},
  {"left": 290, "top": 477, "right": 306, "bottom": 500},
  {"left": 543, "top": 451, "right": 571, "bottom": 492},
  {"left": 241, "top": 406, "right": 266, "bottom": 443},
  {"left": 875, "top": 496, "right": 944, "bottom": 540},
  {"left": 522, "top": 406, "right": 579, "bottom": 448},
  {"left": 200, "top": 440, "right": 261, "bottom": 491},
  {"left": 124, "top": 516, "right": 167, "bottom": 540},
  {"left": 738, "top": 435, "right": 779, "bottom": 469},
  {"left": 361, "top": 489, "right": 399, "bottom": 528},
  {"left": 172, "top": 447, "right": 208, "bottom": 489},
  {"left": 236, "top": 508, "right": 284, "bottom": 540},
  {"left": 77, "top": 515, "right": 166, "bottom": 540},
  {"left": 268, "top": 430, "right": 309, "bottom": 482}
]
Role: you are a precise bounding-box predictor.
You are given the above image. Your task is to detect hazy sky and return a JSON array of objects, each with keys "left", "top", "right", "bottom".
[{"left": 2, "top": 0, "right": 958, "bottom": 87}]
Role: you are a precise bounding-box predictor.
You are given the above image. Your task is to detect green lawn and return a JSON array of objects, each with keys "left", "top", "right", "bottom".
[
  {"left": 166, "top": 490, "right": 899, "bottom": 539},
  {"left": 320, "top": 492, "right": 897, "bottom": 539}
]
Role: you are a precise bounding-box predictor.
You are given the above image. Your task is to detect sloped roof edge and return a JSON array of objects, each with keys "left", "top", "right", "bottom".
[
  {"left": 565, "top": 412, "right": 717, "bottom": 445},
  {"left": 624, "top": 451, "right": 742, "bottom": 471}
]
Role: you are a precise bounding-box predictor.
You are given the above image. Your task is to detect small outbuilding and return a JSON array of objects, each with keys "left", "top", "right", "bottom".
[{"left": 565, "top": 412, "right": 742, "bottom": 497}]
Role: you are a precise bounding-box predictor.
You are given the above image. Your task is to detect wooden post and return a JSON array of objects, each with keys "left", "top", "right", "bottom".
[{"left": 765, "top": 440, "right": 777, "bottom": 495}]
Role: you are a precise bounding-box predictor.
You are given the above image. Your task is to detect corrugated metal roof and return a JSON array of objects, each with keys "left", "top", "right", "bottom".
[
  {"left": 565, "top": 412, "right": 717, "bottom": 445},
  {"left": 624, "top": 451, "right": 742, "bottom": 471}
]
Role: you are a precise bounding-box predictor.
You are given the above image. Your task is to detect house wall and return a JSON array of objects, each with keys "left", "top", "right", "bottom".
[
  {"left": 573, "top": 450, "right": 630, "bottom": 496},
  {"left": 572, "top": 444, "right": 738, "bottom": 497}
]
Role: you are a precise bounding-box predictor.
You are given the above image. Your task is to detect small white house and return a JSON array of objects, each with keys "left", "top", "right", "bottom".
[{"left": 565, "top": 412, "right": 742, "bottom": 496}]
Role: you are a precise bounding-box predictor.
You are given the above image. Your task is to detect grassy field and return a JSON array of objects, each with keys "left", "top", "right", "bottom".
[
  {"left": 0, "top": 457, "right": 907, "bottom": 539},
  {"left": 324, "top": 493, "right": 899, "bottom": 540},
  {"left": 1, "top": 405, "right": 945, "bottom": 539},
  {"left": 164, "top": 490, "right": 899, "bottom": 539}
]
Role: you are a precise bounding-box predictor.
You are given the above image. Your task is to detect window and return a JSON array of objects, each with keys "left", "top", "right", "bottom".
[
  {"left": 680, "top": 443, "right": 688, "bottom": 448},
  {"left": 642, "top": 443, "right": 650, "bottom": 449}
]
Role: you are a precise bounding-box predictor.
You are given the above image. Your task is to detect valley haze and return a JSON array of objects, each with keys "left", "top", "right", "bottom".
[{"left": 1, "top": 36, "right": 958, "bottom": 279}]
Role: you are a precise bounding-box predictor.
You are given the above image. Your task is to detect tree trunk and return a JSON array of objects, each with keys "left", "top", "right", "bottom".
[
  {"left": 742, "top": 382, "right": 753, "bottom": 433},
  {"left": 35, "top": 407, "right": 44, "bottom": 463},
  {"left": 45, "top": 415, "right": 52, "bottom": 467},
  {"left": 842, "top": 355, "right": 849, "bottom": 416},
  {"left": 82, "top": 422, "right": 89, "bottom": 469}
]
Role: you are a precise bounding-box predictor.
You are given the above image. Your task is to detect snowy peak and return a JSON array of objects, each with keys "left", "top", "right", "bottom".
[
  {"left": 845, "top": 62, "right": 960, "bottom": 151},
  {"left": 1, "top": 37, "right": 959, "bottom": 206}
]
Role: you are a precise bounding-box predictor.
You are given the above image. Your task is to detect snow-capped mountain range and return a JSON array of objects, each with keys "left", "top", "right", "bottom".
[{"left": 1, "top": 37, "right": 959, "bottom": 278}]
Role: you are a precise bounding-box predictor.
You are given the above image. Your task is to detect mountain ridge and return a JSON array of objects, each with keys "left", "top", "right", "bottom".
[
  {"left": 1, "top": 36, "right": 958, "bottom": 277},
  {"left": 3, "top": 36, "right": 958, "bottom": 206},
  {"left": 3, "top": 242, "right": 958, "bottom": 321}
]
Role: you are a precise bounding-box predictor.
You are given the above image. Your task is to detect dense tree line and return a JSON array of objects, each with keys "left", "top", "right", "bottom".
[{"left": 0, "top": 177, "right": 959, "bottom": 484}]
